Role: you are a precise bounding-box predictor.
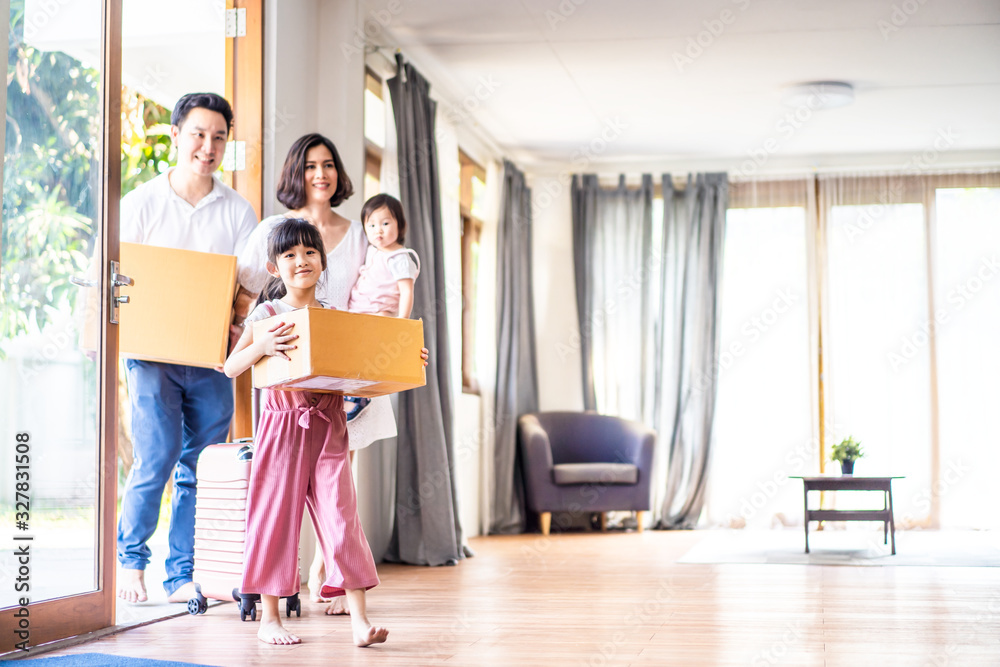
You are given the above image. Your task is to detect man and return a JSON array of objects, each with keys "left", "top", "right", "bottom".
[{"left": 117, "top": 92, "right": 257, "bottom": 604}]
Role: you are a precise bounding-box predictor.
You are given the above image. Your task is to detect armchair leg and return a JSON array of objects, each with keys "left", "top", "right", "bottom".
[
  {"left": 540, "top": 512, "right": 551, "bottom": 536},
  {"left": 599, "top": 512, "right": 607, "bottom": 532},
  {"left": 636, "top": 511, "right": 645, "bottom": 533}
]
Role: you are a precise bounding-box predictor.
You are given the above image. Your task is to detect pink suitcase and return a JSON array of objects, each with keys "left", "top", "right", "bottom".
[{"left": 186, "top": 439, "right": 301, "bottom": 620}]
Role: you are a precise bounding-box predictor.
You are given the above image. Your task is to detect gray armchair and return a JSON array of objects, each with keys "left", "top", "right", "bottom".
[{"left": 518, "top": 411, "right": 656, "bottom": 535}]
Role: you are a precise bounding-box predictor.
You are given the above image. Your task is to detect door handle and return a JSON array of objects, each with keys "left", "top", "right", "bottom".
[{"left": 110, "top": 261, "right": 133, "bottom": 324}]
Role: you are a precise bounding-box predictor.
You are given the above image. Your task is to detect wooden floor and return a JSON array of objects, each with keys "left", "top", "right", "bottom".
[{"left": 29, "top": 531, "right": 1000, "bottom": 666}]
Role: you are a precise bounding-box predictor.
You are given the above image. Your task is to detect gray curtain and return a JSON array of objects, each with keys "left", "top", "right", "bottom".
[
  {"left": 383, "top": 55, "right": 464, "bottom": 565},
  {"left": 571, "top": 174, "right": 599, "bottom": 411},
  {"left": 489, "top": 159, "right": 538, "bottom": 534},
  {"left": 656, "top": 173, "right": 728, "bottom": 528},
  {"left": 571, "top": 174, "right": 655, "bottom": 421},
  {"left": 570, "top": 172, "right": 727, "bottom": 529}
]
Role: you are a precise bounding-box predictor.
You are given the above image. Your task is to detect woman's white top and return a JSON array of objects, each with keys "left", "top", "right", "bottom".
[{"left": 237, "top": 214, "right": 368, "bottom": 310}]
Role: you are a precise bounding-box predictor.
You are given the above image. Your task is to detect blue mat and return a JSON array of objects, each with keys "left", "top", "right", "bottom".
[{"left": 20, "top": 654, "right": 216, "bottom": 667}]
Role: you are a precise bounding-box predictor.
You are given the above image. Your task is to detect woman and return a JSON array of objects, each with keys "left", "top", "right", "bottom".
[{"left": 238, "top": 133, "right": 398, "bottom": 614}]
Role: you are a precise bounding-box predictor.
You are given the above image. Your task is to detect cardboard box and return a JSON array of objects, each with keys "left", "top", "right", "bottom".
[
  {"left": 252, "top": 307, "right": 426, "bottom": 397},
  {"left": 118, "top": 242, "right": 236, "bottom": 368}
]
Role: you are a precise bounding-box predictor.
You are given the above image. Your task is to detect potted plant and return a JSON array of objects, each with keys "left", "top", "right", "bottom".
[{"left": 830, "top": 436, "right": 864, "bottom": 475}]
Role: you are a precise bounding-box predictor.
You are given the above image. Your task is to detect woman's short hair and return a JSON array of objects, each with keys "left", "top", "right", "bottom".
[
  {"left": 276, "top": 133, "right": 355, "bottom": 210},
  {"left": 361, "top": 193, "right": 408, "bottom": 245}
]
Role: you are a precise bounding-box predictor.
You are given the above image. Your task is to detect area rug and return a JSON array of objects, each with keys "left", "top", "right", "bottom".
[
  {"left": 21, "top": 655, "right": 215, "bottom": 666},
  {"left": 677, "top": 529, "right": 1000, "bottom": 567}
]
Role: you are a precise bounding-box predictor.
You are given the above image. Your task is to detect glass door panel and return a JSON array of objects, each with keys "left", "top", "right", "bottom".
[
  {"left": 1, "top": 0, "right": 104, "bottom": 608},
  {"left": 112, "top": 0, "right": 226, "bottom": 626}
]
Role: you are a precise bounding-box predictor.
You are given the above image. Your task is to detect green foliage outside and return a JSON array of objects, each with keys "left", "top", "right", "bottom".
[{"left": 1, "top": 0, "right": 172, "bottom": 353}]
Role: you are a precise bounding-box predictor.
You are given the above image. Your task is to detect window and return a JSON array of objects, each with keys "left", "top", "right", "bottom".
[
  {"left": 709, "top": 174, "right": 1000, "bottom": 530},
  {"left": 459, "top": 151, "right": 486, "bottom": 393},
  {"left": 363, "top": 68, "right": 384, "bottom": 200}
]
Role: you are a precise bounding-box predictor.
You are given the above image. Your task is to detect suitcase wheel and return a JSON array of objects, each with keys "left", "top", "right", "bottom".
[
  {"left": 239, "top": 594, "right": 259, "bottom": 622},
  {"left": 186, "top": 587, "right": 208, "bottom": 615},
  {"left": 285, "top": 593, "right": 301, "bottom": 618}
]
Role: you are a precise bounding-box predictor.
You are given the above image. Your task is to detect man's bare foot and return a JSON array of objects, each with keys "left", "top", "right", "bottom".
[
  {"left": 117, "top": 568, "right": 148, "bottom": 603},
  {"left": 308, "top": 564, "right": 330, "bottom": 603},
  {"left": 324, "top": 596, "right": 350, "bottom": 615},
  {"left": 166, "top": 580, "right": 199, "bottom": 603},
  {"left": 352, "top": 621, "right": 388, "bottom": 647},
  {"left": 258, "top": 619, "right": 301, "bottom": 645}
]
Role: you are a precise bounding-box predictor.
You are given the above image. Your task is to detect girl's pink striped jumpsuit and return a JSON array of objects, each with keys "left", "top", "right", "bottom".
[{"left": 241, "top": 389, "right": 379, "bottom": 598}]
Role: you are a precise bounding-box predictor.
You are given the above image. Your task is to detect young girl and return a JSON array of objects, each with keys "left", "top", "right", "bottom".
[
  {"left": 348, "top": 194, "right": 420, "bottom": 318},
  {"left": 224, "top": 218, "right": 387, "bottom": 648}
]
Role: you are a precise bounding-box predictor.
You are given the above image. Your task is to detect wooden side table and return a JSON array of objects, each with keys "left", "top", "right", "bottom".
[{"left": 792, "top": 476, "right": 904, "bottom": 555}]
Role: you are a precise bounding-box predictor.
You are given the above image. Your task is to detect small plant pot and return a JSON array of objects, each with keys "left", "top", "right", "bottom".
[{"left": 840, "top": 459, "right": 855, "bottom": 475}]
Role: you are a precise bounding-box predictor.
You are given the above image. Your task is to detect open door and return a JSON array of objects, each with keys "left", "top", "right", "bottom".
[{"left": 0, "top": 0, "right": 121, "bottom": 651}]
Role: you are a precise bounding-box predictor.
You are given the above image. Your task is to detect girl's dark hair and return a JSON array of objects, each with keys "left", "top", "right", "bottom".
[
  {"left": 276, "top": 133, "right": 354, "bottom": 210},
  {"left": 260, "top": 218, "right": 327, "bottom": 301},
  {"left": 361, "top": 193, "right": 408, "bottom": 245}
]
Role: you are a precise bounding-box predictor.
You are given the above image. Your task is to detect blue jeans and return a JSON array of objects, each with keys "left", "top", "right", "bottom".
[{"left": 117, "top": 360, "right": 233, "bottom": 596}]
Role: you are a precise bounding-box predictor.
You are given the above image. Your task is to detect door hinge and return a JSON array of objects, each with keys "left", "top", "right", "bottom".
[
  {"left": 225, "top": 8, "right": 246, "bottom": 38},
  {"left": 224, "top": 140, "right": 246, "bottom": 172}
]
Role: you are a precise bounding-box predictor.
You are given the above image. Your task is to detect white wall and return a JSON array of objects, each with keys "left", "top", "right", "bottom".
[
  {"left": 263, "top": 0, "right": 363, "bottom": 222},
  {"left": 528, "top": 172, "right": 584, "bottom": 412}
]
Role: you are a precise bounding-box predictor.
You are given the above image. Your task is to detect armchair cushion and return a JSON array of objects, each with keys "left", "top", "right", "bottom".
[{"left": 553, "top": 463, "right": 638, "bottom": 486}]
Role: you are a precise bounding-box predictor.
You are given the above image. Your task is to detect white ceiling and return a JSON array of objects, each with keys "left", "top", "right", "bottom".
[{"left": 363, "top": 0, "right": 1000, "bottom": 172}]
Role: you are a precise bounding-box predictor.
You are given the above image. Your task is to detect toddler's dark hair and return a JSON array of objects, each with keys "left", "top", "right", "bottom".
[
  {"left": 259, "top": 218, "right": 327, "bottom": 301},
  {"left": 361, "top": 193, "right": 408, "bottom": 245}
]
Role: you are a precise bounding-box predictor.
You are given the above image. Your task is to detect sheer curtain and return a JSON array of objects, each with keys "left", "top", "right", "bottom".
[
  {"left": 707, "top": 171, "right": 1000, "bottom": 530},
  {"left": 706, "top": 179, "right": 815, "bottom": 528},
  {"left": 571, "top": 173, "right": 728, "bottom": 529},
  {"left": 571, "top": 174, "right": 655, "bottom": 419},
  {"left": 655, "top": 173, "right": 729, "bottom": 528},
  {"left": 820, "top": 174, "right": 934, "bottom": 522},
  {"left": 932, "top": 177, "right": 1000, "bottom": 529},
  {"left": 821, "top": 171, "right": 1000, "bottom": 528}
]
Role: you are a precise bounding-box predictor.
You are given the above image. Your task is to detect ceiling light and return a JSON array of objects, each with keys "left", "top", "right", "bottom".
[{"left": 783, "top": 81, "right": 854, "bottom": 110}]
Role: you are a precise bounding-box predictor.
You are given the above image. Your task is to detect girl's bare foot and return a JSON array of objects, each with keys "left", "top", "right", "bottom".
[
  {"left": 258, "top": 619, "right": 301, "bottom": 645},
  {"left": 324, "top": 597, "right": 350, "bottom": 615},
  {"left": 352, "top": 621, "right": 388, "bottom": 647},
  {"left": 117, "top": 568, "right": 148, "bottom": 603}
]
